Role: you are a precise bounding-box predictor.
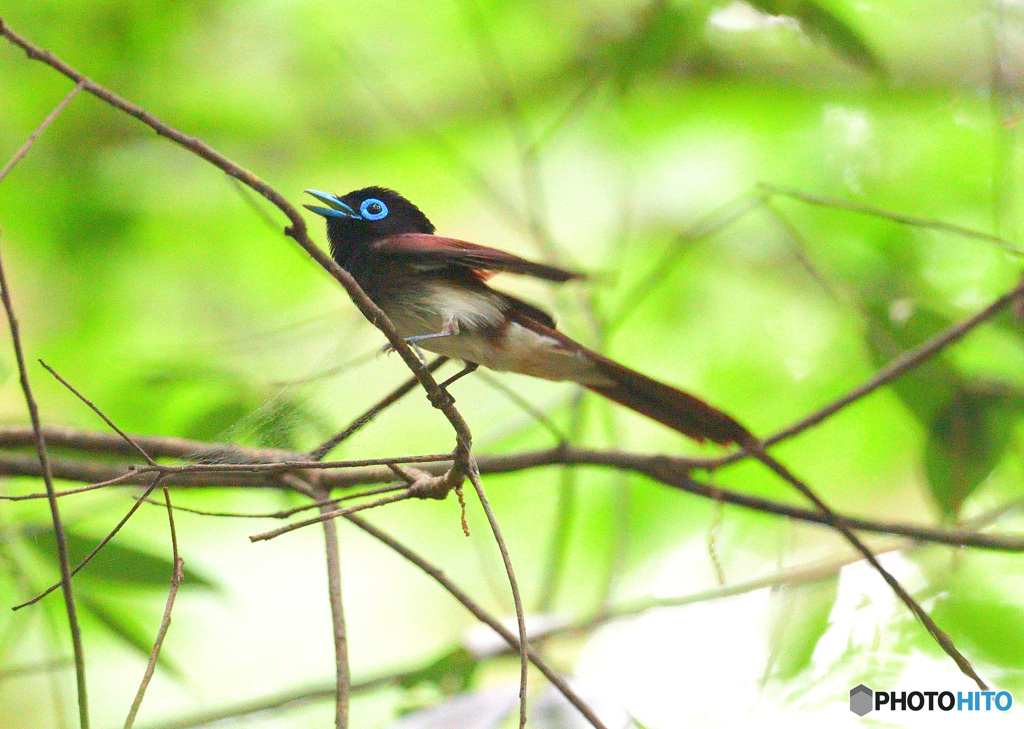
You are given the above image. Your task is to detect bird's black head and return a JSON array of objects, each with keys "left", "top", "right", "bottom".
[{"left": 304, "top": 186, "right": 435, "bottom": 269}]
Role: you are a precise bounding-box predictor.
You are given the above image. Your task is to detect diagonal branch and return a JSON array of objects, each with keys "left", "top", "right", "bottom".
[
  {"left": 124, "top": 483, "right": 179, "bottom": 729},
  {"left": 0, "top": 17, "right": 473, "bottom": 494},
  {"left": 0, "top": 79, "right": 84, "bottom": 183}
]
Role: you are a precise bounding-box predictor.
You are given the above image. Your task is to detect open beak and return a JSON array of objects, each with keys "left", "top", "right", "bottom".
[{"left": 303, "top": 189, "right": 362, "bottom": 219}]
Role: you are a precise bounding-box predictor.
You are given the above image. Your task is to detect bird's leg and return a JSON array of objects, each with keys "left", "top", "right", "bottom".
[
  {"left": 439, "top": 361, "right": 479, "bottom": 389},
  {"left": 382, "top": 316, "right": 460, "bottom": 360},
  {"left": 403, "top": 316, "right": 461, "bottom": 345}
]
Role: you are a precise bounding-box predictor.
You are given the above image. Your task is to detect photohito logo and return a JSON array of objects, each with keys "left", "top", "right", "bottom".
[{"left": 850, "top": 684, "right": 1012, "bottom": 716}]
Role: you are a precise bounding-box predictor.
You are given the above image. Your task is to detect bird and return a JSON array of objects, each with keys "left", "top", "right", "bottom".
[{"left": 304, "top": 186, "right": 751, "bottom": 446}]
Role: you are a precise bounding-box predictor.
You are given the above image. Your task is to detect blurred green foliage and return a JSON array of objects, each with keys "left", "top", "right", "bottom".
[{"left": 1, "top": 0, "right": 1023, "bottom": 727}]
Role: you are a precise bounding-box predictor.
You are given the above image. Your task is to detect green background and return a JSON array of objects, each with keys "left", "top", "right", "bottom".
[{"left": 1, "top": 1, "right": 1023, "bottom": 726}]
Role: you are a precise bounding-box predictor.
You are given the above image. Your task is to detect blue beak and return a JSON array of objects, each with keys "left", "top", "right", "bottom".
[{"left": 304, "top": 189, "right": 362, "bottom": 219}]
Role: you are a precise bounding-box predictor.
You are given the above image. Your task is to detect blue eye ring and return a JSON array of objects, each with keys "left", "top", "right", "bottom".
[{"left": 360, "top": 198, "right": 388, "bottom": 221}]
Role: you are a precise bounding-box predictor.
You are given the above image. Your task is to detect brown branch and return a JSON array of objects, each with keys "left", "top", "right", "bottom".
[
  {"left": 317, "top": 486, "right": 350, "bottom": 729},
  {"left": 0, "top": 232, "right": 89, "bottom": 728},
  {"left": 2, "top": 432, "right": 1023, "bottom": 553},
  {"left": 744, "top": 441, "right": 984, "bottom": 688},
  {"left": 248, "top": 490, "right": 413, "bottom": 542},
  {"left": 466, "top": 462, "right": 529, "bottom": 728},
  {"left": 715, "top": 274, "right": 1024, "bottom": 465},
  {"left": 0, "top": 16, "right": 473, "bottom": 494},
  {"left": 0, "top": 79, "right": 84, "bottom": 183},
  {"left": 40, "top": 360, "right": 158, "bottom": 466},
  {"left": 124, "top": 485, "right": 181, "bottom": 729},
  {"left": 132, "top": 675, "right": 403, "bottom": 729}
]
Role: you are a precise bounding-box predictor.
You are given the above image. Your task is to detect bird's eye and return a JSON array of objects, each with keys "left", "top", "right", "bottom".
[{"left": 360, "top": 198, "right": 388, "bottom": 221}]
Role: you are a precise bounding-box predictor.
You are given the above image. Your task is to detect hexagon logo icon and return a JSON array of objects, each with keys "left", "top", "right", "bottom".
[{"left": 850, "top": 684, "right": 873, "bottom": 716}]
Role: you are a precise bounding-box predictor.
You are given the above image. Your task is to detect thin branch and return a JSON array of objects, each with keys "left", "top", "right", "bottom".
[
  {"left": 40, "top": 360, "right": 157, "bottom": 466},
  {"left": 707, "top": 273, "right": 1024, "bottom": 469},
  {"left": 138, "top": 483, "right": 406, "bottom": 520},
  {"left": 0, "top": 658, "right": 72, "bottom": 681},
  {"left": 607, "top": 191, "right": 768, "bottom": 333},
  {"left": 476, "top": 370, "right": 570, "bottom": 443},
  {"left": 0, "top": 231, "right": 89, "bottom": 728},
  {"left": 535, "top": 392, "right": 585, "bottom": 613},
  {"left": 465, "top": 462, "right": 529, "bottom": 729},
  {"left": 132, "top": 674, "right": 405, "bottom": 729},
  {"left": 124, "top": 485, "right": 180, "bottom": 729},
  {"left": 3, "top": 433, "right": 1023, "bottom": 553},
  {"left": 0, "top": 80, "right": 84, "bottom": 184},
  {"left": 761, "top": 182, "right": 1024, "bottom": 256},
  {"left": 745, "top": 441, "right": 985, "bottom": 688},
  {"left": 248, "top": 490, "right": 413, "bottom": 542},
  {"left": 317, "top": 486, "right": 350, "bottom": 729},
  {"left": 344, "top": 513, "right": 610, "bottom": 729}
]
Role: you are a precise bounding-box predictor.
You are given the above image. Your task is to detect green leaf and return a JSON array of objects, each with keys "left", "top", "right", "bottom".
[
  {"left": 24, "top": 526, "right": 217, "bottom": 592},
  {"left": 398, "top": 646, "right": 477, "bottom": 696},
  {"left": 924, "top": 387, "right": 1016, "bottom": 519},
  {"left": 747, "top": 0, "right": 883, "bottom": 73},
  {"left": 609, "top": 1, "right": 712, "bottom": 91},
  {"left": 762, "top": 575, "right": 839, "bottom": 681},
  {"left": 930, "top": 577, "right": 1024, "bottom": 669}
]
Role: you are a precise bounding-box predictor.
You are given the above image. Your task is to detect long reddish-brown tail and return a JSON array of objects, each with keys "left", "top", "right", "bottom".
[{"left": 584, "top": 351, "right": 751, "bottom": 446}]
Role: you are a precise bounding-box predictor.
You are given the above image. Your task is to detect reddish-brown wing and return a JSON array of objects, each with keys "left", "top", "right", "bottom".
[{"left": 371, "top": 233, "right": 583, "bottom": 283}]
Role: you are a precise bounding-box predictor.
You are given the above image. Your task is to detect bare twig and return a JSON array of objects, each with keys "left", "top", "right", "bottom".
[
  {"left": 318, "top": 487, "right": 350, "bottom": 729},
  {"left": 607, "top": 191, "right": 768, "bottom": 332},
  {"left": 124, "top": 485, "right": 180, "bottom": 729},
  {"left": 708, "top": 273, "right": 1024, "bottom": 469},
  {"left": 744, "top": 440, "right": 985, "bottom": 688},
  {"left": 465, "top": 462, "right": 529, "bottom": 728},
  {"left": 0, "top": 232, "right": 89, "bottom": 728},
  {"left": 535, "top": 392, "right": 585, "bottom": 613},
  {"left": 0, "top": 80, "right": 84, "bottom": 183},
  {"left": 248, "top": 490, "right": 413, "bottom": 542},
  {"left": 40, "top": 360, "right": 157, "bottom": 466},
  {"left": 476, "top": 370, "right": 570, "bottom": 443},
  {"left": 0, "top": 658, "right": 73, "bottom": 681},
  {"left": 132, "top": 674, "right": 406, "bottom": 729},
  {"left": 761, "top": 182, "right": 1024, "bottom": 256}
]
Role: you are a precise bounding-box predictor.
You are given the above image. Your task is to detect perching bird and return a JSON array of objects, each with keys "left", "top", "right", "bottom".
[{"left": 305, "top": 186, "right": 750, "bottom": 446}]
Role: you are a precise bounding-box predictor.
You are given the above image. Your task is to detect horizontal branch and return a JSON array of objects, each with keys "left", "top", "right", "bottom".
[{"left": 1, "top": 426, "right": 1021, "bottom": 552}]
